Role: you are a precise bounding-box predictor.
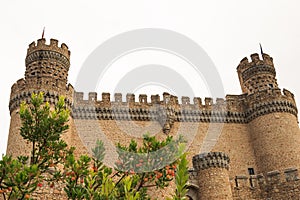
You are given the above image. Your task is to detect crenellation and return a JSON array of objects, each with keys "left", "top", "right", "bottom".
[
  {"left": 29, "top": 41, "right": 35, "bottom": 48},
  {"left": 266, "top": 170, "right": 281, "bottom": 184},
  {"left": 233, "top": 168, "right": 300, "bottom": 189},
  {"left": 151, "top": 94, "right": 160, "bottom": 104},
  {"left": 250, "top": 53, "right": 260, "bottom": 62},
  {"left": 204, "top": 97, "right": 213, "bottom": 108},
  {"left": 102, "top": 92, "right": 110, "bottom": 103},
  {"left": 139, "top": 94, "right": 147, "bottom": 103},
  {"left": 10, "top": 78, "right": 26, "bottom": 97},
  {"left": 88, "top": 92, "right": 97, "bottom": 101},
  {"left": 27, "top": 38, "right": 70, "bottom": 59},
  {"left": 37, "top": 38, "right": 46, "bottom": 46},
  {"left": 181, "top": 96, "right": 190, "bottom": 105},
  {"left": 284, "top": 168, "right": 299, "bottom": 181},
  {"left": 240, "top": 57, "right": 249, "bottom": 65},
  {"left": 249, "top": 175, "right": 260, "bottom": 188},
  {"left": 126, "top": 93, "right": 135, "bottom": 103},
  {"left": 50, "top": 38, "right": 58, "bottom": 46},
  {"left": 283, "top": 88, "right": 295, "bottom": 102},
  {"left": 232, "top": 168, "right": 300, "bottom": 199},
  {"left": 262, "top": 53, "right": 273, "bottom": 66},
  {"left": 74, "top": 92, "right": 84, "bottom": 102},
  {"left": 193, "top": 97, "right": 202, "bottom": 107},
  {"left": 235, "top": 175, "right": 248, "bottom": 188},
  {"left": 114, "top": 93, "right": 122, "bottom": 102},
  {"left": 237, "top": 53, "right": 277, "bottom": 95}
]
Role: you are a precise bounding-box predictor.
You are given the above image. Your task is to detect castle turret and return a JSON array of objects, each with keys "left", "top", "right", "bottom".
[
  {"left": 25, "top": 38, "right": 70, "bottom": 89},
  {"left": 237, "top": 53, "right": 278, "bottom": 94},
  {"left": 192, "top": 152, "right": 232, "bottom": 200},
  {"left": 7, "top": 38, "right": 74, "bottom": 157},
  {"left": 237, "top": 53, "right": 300, "bottom": 174}
]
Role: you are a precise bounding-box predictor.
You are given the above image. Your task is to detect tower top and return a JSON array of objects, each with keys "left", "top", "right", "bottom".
[
  {"left": 26, "top": 38, "right": 70, "bottom": 60},
  {"left": 236, "top": 53, "right": 278, "bottom": 94},
  {"left": 237, "top": 53, "right": 274, "bottom": 73},
  {"left": 24, "top": 38, "right": 71, "bottom": 83}
]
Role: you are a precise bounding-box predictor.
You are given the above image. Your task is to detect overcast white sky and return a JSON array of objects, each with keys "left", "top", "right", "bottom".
[{"left": 1, "top": 0, "right": 300, "bottom": 156}]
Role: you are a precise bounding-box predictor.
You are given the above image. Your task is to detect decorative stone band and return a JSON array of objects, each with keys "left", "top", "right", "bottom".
[
  {"left": 245, "top": 100, "right": 298, "bottom": 121},
  {"left": 71, "top": 98, "right": 297, "bottom": 123},
  {"left": 25, "top": 50, "right": 70, "bottom": 69},
  {"left": 71, "top": 106, "right": 247, "bottom": 123},
  {"left": 9, "top": 90, "right": 72, "bottom": 114},
  {"left": 241, "top": 65, "right": 276, "bottom": 82},
  {"left": 192, "top": 152, "right": 230, "bottom": 171}
]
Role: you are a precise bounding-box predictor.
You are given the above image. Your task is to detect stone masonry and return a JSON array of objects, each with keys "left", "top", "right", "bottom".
[{"left": 5, "top": 38, "right": 300, "bottom": 199}]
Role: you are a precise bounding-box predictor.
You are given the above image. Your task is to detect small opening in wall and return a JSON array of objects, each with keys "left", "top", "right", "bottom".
[
  {"left": 248, "top": 168, "right": 255, "bottom": 175},
  {"left": 235, "top": 178, "right": 238, "bottom": 187},
  {"left": 268, "top": 84, "right": 273, "bottom": 88}
]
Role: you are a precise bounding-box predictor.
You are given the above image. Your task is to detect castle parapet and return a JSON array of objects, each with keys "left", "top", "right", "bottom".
[
  {"left": 73, "top": 92, "right": 242, "bottom": 110},
  {"left": 9, "top": 78, "right": 74, "bottom": 114},
  {"left": 27, "top": 38, "right": 70, "bottom": 60},
  {"left": 244, "top": 88, "right": 298, "bottom": 121},
  {"left": 237, "top": 53, "right": 274, "bottom": 73},
  {"left": 72, "top": 92, "right": 249, "bottom": 123},
  {"left": 72, "top": 88, "right": 297, "bottom": 123},
  {"left": 232, "top": 168, "right": 300, "bottom": 199}
]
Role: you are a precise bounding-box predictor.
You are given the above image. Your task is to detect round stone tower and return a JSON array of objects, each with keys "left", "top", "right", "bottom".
[
  {"left": 237, "top": 53, "right": 278, "bottom": 94},
  {"left": 237, "top": 53, "right": 300, "bottom": 173},
  {"left": 192, "top": 152, "right": 232, "bottom": 200},
  {"left": 25, "top": 38, "right": 70, "bottom": 86},
  {"left": 7, "top": 38, "right": 74, "bottom": 157}
]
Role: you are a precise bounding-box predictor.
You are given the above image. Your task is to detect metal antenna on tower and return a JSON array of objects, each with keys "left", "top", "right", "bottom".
[
  {"left": 259, "top": 43, "right": 264, "bottom": 55},
  {"left": 42, "top": 27, "right": 45, "bottom": 39}
]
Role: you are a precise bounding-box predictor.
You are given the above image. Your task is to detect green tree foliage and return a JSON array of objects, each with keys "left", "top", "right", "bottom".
[
  {"left": 170, "top": 152, "right": 189, "bottom": 200},
  {"left": 19, "top": 92, "right": 73, "bottom": 169},
  {"left": 0, "top": 92, "right": 73, "bottom": 199},
  {"left": 0, "top": 93, "right": 189, "bottom": 199},
  {"left": 0, "top": 155, "right": 40, "bottom": 199},
  {"left": 63, "top": 136, "right": 187, "bottom": 199}
]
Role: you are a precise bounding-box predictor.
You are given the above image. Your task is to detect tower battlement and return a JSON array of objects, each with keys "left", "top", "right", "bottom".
[
  {"left": 237, "top": 53, "right": 278, "bottom": 94},
  {"left": 232, "top": 168, "right": 300, "bottom": 199},
  {"left": 73, "top": 91, "right": 228, "bottom": 109},
  {"left": 237, "top": 53, "right": 274, "bottom": 72},
  {"left": 72, "top": 88, "right": 297, "bottom": 122},
  {"left": 9, "top": 77, "right": 74, "bottom": 114},
  {"left": 24, "top": 38, "right": 71, "bottom": 87},
  {"left": 27, "top": 38, "right": 70, "bottom": 60}
]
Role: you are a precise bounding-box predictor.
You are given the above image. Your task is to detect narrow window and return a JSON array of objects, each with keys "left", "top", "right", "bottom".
[
  {"left": 248, "top": 168, "right": 255, "bottom": 175},
  {"left": 235, "top": 177, "right": 238, "bottom": 187}
]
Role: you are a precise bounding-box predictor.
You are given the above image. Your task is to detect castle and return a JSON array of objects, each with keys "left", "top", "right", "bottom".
[{"left": 5, "top": 38, "right": 300, "bottom": 199}]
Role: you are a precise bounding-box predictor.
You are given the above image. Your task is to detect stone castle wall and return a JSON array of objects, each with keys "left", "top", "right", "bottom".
[
  {"left": 5, "top": 38, "right": 300, "bottom": 199},
  {"left": 232, "top": 168, "right": 300, "bottom": 199}
]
